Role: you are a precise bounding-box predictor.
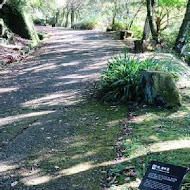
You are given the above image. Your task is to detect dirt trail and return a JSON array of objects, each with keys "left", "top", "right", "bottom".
[{"left": 0, "top": 26, "right": 125, "bottom": 190}]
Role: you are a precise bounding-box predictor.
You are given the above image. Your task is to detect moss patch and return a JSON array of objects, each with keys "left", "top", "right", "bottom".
[
  {"left": 105, "top": 53, "right": 190, "bottom": 190},
  {"left": 106, "top": 88, "right": 190, "bottom": 190},
  {"left": 0, "top": 101, "right": 127, "bottom": 189}
]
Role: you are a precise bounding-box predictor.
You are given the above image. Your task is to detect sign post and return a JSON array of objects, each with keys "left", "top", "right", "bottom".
[{"left": 139, "top": 161, "right": 189, "bottom": 190}]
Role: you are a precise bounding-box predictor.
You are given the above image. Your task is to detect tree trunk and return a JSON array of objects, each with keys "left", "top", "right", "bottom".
[
  {"left": 71, "top": 9, "right": 75, "bottom": 28},
  {"left": 45, "top": 15, "right": 48, "bottom": 24},
  {"left": 112, "top": 12, "right": 116, "bottom": 25},
  {"left": 173, "top": 0, "right": 190, "bottom": 54},
  {"left": 55, "top": 10, "right": 59, "bottom": 24},
  {"left": 65, "top": 11, "right": 70, "bottom": 28},
  {"left": 146, "top": 0, "right": 158, "bottom": 43},
  {"left": 75, "top": 12, "right": 79, "bottom": 23},
  {"left": 142, "top": 16, "right": 150, "bottom": 40},
  {"left": 156, "top": 16, "right": 161, "bottom": 34},
  {"left": 61, "top": 10, "right": 65, "bottom": 27},
  {"left": 129, "top": 3, "right": 143, "bottom": 29}
]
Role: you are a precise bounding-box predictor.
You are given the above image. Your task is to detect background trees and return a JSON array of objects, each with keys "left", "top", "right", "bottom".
[
  {"left": 173, "top": 0, "right": 190, "bottom": 54},
  {"left": 0, "top": 0, "right": 189, "bottom": 59}
]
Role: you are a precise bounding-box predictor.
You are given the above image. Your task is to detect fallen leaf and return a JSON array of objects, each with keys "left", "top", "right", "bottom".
[
  {"left": 136, "top": 158, "right": 144, "bottom": 163},
  {"left": 130, "top": 170, "right": 139, "bottom": 177},
  {"left": 125, "top": 177, "right": 131, "bottom": 181},
  {"left": 125, "top": 166, "right": 135, "bottom": 170},
  {"left": 11, "top": 181, "right": 18, "bottom": 187}
]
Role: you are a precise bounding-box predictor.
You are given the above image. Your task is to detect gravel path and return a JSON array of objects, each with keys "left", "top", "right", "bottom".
[{"left": 0, "top": 26, "right": 125, "bottom": 190}]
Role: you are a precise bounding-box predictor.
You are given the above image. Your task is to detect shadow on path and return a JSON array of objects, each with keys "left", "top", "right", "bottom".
[{"left": 0, "top": 26, "right": 126, "bottom": 190}]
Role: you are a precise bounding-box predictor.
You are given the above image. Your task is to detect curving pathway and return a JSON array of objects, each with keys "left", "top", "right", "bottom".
[{"left": 0, "top": 26, "right": 125, "bottom": 190}]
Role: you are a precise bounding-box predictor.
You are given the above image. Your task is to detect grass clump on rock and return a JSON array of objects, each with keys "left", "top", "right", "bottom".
[{"left": 99, "top": 53, "right": 169, "bottom": 103}]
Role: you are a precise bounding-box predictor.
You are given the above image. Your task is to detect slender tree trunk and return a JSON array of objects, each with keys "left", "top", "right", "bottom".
[
  {"left": 112, "top": 12, "right": 116, "bottom": 25},
  {"left": 173, "top": 0, "right": 190, "bottom": 54},
  {"left": 75, "top": 11, "right": 80, "bottom": 23},
  {"left": 65, "top": 11, "right": 70, "bottom": 28},
  {"left": 112, "top": 0, "right": 117, "bottom": 25},
  {"left": 61, "top": 10, "right": 65, "bottom": 27},
  {"left": 75, "top": 12, "right": 78, "bottom": 23},
  {"left": 129, "top": 3, "right": 143, "bottom": 29},
  {"left": 156, "top": 16, "right": 161, "bottom": 34},
  {"left": 142, "top": 16, "right": 150, "bottom": 40},
  {"left": 55, "top": 10, "right": 59, "bottom": 24},
  {"left": 71, "top": 9, "right": 75, "bottom": 28},
  {"left": 146, "top": 0, "right": 158, "bottom": 43}
]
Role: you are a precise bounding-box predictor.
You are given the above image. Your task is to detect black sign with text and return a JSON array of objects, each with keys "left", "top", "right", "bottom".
[{"left": 139, "top": 161, "right": 189, "bottom": 190}]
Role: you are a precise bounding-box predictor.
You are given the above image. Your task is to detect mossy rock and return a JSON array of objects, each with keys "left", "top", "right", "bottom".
[
  {"left": 0, "top": 18, "right": 4, "bottom": 36},
  {"left": 134, "top": 40, "right": 157, "bottom": 52},
  {"left": 0, "top": 3, "right": 39, "bottom": 45},
  {"left": 126, "top": 30, "right": 133, "bottom": 38},
  {"left": 140, "top": 70, "right": 182, "bottom": 108}
]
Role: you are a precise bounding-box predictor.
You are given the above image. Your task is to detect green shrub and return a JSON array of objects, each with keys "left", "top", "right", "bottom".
[
  {"left": 33, "top": 18, "right": 46, "bottom": 25},
  {"left": 111, "top": 22, "right": 126, "bottom": 31},
  {"left": 130, "top": 25, "right": 143, "bottom": 39},
  {"left": 74, "top": 21, "right": 97, "bottom": 30},
  {"left": 161, "top": 30, "right": 178, "bottom": 48},
  {"left": 99, "top": 53, "right": 169, "bottom": 102}
]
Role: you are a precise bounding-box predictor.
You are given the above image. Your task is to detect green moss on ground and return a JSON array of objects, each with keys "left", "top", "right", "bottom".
[
  {"left": 1, "top": 101, "right": 127, "bottom": 189},
  {"left": 28, "top": 102, "right": 126, "bottom": 189},
  {"left": 108, "top": 99, "right": 190, "bottom": 189}
]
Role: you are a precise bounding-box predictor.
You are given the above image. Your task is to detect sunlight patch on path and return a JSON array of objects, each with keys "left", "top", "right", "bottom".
[
  {"left": 21, "top": 91, "right": 82, "bottom": 108},
  {"left": 0, "top": 111, "right": 54, "bottom": 127},
  {"left": 0, "top": 87, "right": 19, "bottom": 94},
  {"left": 0, "top": 162, "right": 18, "bottom": 173},
  {"left": 21, "top": 174, "right": 52, "bottom": 186}
]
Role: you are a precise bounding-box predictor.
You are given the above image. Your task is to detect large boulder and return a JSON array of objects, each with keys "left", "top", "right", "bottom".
[
  {"left": 140, "top": 70, "right": 182, "bottom": 107},
  {"left": 0, "top": 2, "right": 39, "bottom": 46},
  {"left": 126, "top": 30, "right": 133, "bottom": 38}
]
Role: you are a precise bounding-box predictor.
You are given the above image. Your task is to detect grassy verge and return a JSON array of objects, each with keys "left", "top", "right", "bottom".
[{"left": 105, "top": 53, "right": 190, "bottom": 190}]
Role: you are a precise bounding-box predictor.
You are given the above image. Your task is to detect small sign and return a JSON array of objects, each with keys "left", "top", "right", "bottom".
[{"left": 139, "top": 161, "right": 189, "bottom": 190}]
